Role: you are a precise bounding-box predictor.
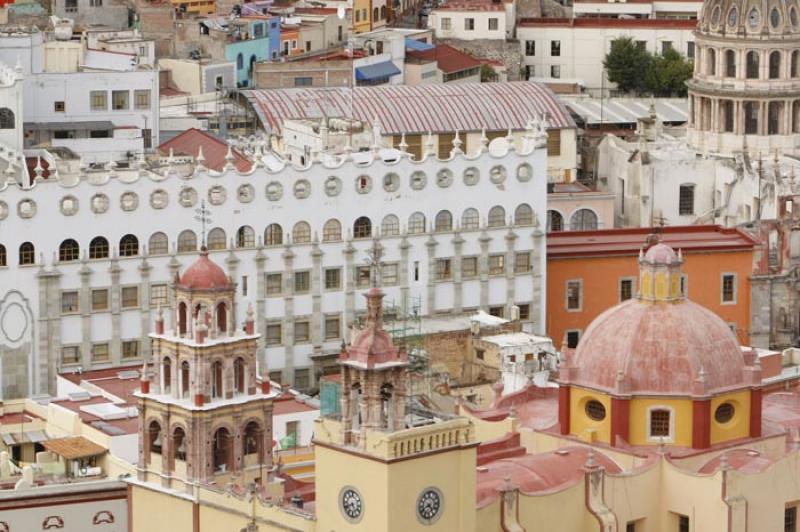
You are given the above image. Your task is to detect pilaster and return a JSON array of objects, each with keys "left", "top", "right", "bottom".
[
  {"left": 478, "top": 230, "right": 491, "bottom": 311},
  {"left": 282, "top": 244, "right": 296, "bottom": 385},
  {"left": 425, "top": 234, "right": 437, "bottom": 314},
  {"left": 138, "top": 256, "right": 152, "bottom": 363},
  {"left": 452, "top": 230, "right": 464, "bottom": 313}
]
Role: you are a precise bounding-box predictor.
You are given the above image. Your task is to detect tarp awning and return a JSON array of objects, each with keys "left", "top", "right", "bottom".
[
  {"left": 43, "top": 437, "right": 105, "bottom": 460},
  {"left": 1, "top": 433, "right": 16, "bottom": 445},
  {"left": 355, "top": 61, "right": 401, "bottom": 82},
  {"left": 405, "top": 38, "right": 434, "bottom": 51}
]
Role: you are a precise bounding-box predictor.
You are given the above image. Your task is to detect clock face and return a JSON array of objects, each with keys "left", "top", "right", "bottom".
[
  {"left": 417, "top": 488, "right": 443, "bottom": 524},
  {"left": 340, "top": 487, "right": 363, "bottom": 522},
  {"left": 748, "top": 7, "right": 760, "bottom": 27}
]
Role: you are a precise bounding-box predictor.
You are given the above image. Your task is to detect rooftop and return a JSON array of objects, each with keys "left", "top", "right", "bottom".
[
  {"left": 547, "top": 225, "right": 758, "bottom": 259},
  {"left": 158, "top": 128, "right": 253, "bottom": 172},
  {"left": 563, "top": 97, "right": 688, "bottom": 126},
  {"left": 406, "top": 43, "right": 482, "bottom": 74},
  {"left": 242, "top": 81, "right": 575, "bottom": 136},
  {"left": 518, "top": 17, "right": 699, "bottom": 28}
]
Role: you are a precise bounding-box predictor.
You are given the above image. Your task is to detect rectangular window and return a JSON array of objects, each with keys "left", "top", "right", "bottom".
[
  {"left": 661, "top": 41, "right": 673, "bottom": 55},
  {"left": 150, "top": 284, "right": 168, "bottom": 307},
  {"left": 294, "top": 271, "right": 310, "bottom": 293},
  {"left": 89, "top": 129, "right": 110, "bottom": 138},
  {"left": 294, "top": 76, "right": 313, "bottom": 87},
  {"left": 441, "top": 17, "right": 451, "bottom": 30},
  {"left": 285, "top": 420, "right": 299, "bottom": 446},
  {"left": 325, "top": 315, "right": 340, "bottom": 339},
  {"left": 356, "top": 266, "right": 371, "bottom": 288},
  {"left": 489, "top": 254, "right": 505, "bottom": 275},
  {"left": 91, "top": 289, "right": 109, "bottom": 311},
  {"left": 722, "top": 273, "right": 736, "bottom": 303},
  {"left": 679, "top": 184, "right": 695, "bottom": 215},
  {"left": 294, "top": 368, "right": 310, "bottom": 390},
  {"left": 786, "top": 506, "right": 797, "bottom": 532},
  {"left": 650, "top": 409, "right": 671, "bottom": 437},
  {"left": 121, "top": 286, "right": 139, "bottom": 308},
  {"left": 253, "top": 23, "right": 264, "bottom": 37},
  {"left": 91, "top": 343, "right": 110, "bottom": 362},
  {"left": 122, "top": 340, "right": 139, "bottom": 359},
  {"left": 488, "top": 17, "right": 498, "bottom": 30},
  {"left": 269, "top": 370, "right": 283, "bottom": 384},
  {"left": 626, "top": 522, "right": 636, "bottom": 532},
  {"left": 465, "top": 18, "right": 474, "bottom": 30},
  {"left": 550, "top": 65, "right": 560, "bottom": 79},
  {"left": 90, "top": 0, "right": 102, "bottom": 7},
  {"left": 550, "top": 40, "right": 561, "bottom": 56},
  {"left": 514, "top": 252, "right": 531, "bottom": 273},
  {"left": 62, "top": 346, "right": 80, "bottom": 364},
  {"left": 382, "top": 263, "right": 398, "bottom": 285},
  {"left": 133, "top": 90, "right": 150, "bottom": 111},
  {"left": 54, "top": 101, "right": 65, "bottom": 112},
  {"left": 678, "top": 515, "right": 690, "bottom": 532},
  {"left": 324, "top": 268, "right": 341, "bottom": 290},
  {"left": 687, "top": 41, "right": 695, "bottom": 59},
  {"left": 305, "top": 41, "right": 311, "bottom": 52},
  {"left": 547, "top": 130, "right": 561, "bottom": 155},
  {"left": 266, "top": 273, "right": 282, "bottom": 296},
  {"left": 489, "top": 305, "right": 504, "bottom": 318},
  {"left": 566, "top": 280, "right": 582, "bottom": 311},
  {"left": 636, "top": 40, "right": 646, "bottom": 50},
  {"left": 476, "top": 349, "right": 485, "bottom": 360},
  {"left": 112, "top": 90, "right": 129, "bottom": 110},
  {"left": 525, "top": 40, "right": 535, "bottom": 56},
  {"left": 566, "top": 330, "right": 580, "bottom": 348},
  {"left": 620, "top": 278, "right": 634, "bottom": 301},
  {"left": 90, "top": 91, "right": 107, "bottom": 111},
  {"left": 436, "top": 258, "right": 452, "bottom": 281},
  {"left": 517, "top": 303, "right": 530, "bottom": 320},
  {"left": 65, "top": 0, "right": 77, "bottom": 12},
  {"left": 54, "top": 130, "right": 75, "bottom": 139},
  {"left": 266, "top": 323, "right": 282, "bottom": 345},
  {"left": 294, "top": 320, "right": 310, "bottom": 343},
  {"left": 462, "top": 257, "right": 478, "bottom": 278},
  {"left": 241, "top": 275, "right": 248, "bottom": 297},
  {"left": 62, "top": 291, "right": 79, "bottom": 314}
]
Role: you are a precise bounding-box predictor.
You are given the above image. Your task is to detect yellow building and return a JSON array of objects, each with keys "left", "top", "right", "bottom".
[{"left": 352, "top": 0, "right": 372, "bottom": 33}]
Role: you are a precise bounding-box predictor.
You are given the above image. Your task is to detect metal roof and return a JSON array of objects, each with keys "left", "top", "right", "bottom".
[
  {"left": 242, "top": 81, "right": 576, "bottom": 136},
  {"left": 562, "top": 97, "right": 688, "bottom": 126},
  {"left": 355, "top": 60, "right": 402, "bottom": 81}
]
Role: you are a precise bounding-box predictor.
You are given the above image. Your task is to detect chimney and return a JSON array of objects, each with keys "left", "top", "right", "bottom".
[{"left": 139, "top": 361, "right": 150, "bottom": 394}]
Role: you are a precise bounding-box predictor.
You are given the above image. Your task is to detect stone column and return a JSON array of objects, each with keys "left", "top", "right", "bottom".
[
  {"left": 282, "top": 245, "right": 296, "bottom": 385},
  {"left": 399, "top": 236, "right": 411, "bottom": 315},
  {"left": 232, "top": 413, "right": 243, "bottom": 472},
  {"left": 138, "top": 257, "right": 152, "bottom": 362},
  {"left": 504, "top": 228, "right": 517, "bottom": 317},
  {"left": 452, "top": 230, "right": 464, "bottom": 313},
  {"left": 311, "top": 240, "right": 323, "bottom": 387},
  {"left": 254, "top": 246, "right": 267, "bottom": 373},
  {"left": 531, "top": 224, "right": 545, "bottom": 335},
  {"left": 343, "top": 239, "right": 356, "bottom": 325},
  {"left": 109, "top": 255, "right": 122, "bottom": 367},
  {"left": 478, "top": 230, "right": 491, "bottom": 311},
  {"left": 425, "top": 235, "right": 437, "bottom": 314},
  {"left": 79, "top": 259, "right": 92, "bottom": 368}
]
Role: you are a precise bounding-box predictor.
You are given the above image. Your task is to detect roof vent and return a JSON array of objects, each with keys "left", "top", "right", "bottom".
[{"left": 68, "top": 392, "right": 92, "bottom": 402}]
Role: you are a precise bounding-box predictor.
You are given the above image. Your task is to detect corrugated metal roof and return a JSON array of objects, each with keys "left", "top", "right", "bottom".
[
  {"left": 562, "top": 97, "right": 688, "bottom": 126},
  {"left": 243, "top": 81, "right": 576, "bottom": 136}
]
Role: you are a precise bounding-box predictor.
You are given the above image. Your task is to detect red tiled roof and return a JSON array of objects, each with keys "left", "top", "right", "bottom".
[
  {"left": 158, "top": 128, "right": 253, "bottom": 172},
  {"left": 519, "top": 17, "right": 698, "bottom": 28},
  {"left": 547, "top": 225, "right": 758, "bottom": 259},
  {"left": 293, "top": 7, "right": 339, "bottom": 14},
  {"left": 407, "top": 43, "right": 481, "bottom": 74}
]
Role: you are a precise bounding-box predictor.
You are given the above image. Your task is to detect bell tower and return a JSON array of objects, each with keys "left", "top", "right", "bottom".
[{"left": 136, "top": 249, "right": 274, "bottom": 492}]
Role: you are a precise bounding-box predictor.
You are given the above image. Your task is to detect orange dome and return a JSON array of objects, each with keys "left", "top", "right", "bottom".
[
  {"left": 177, "top": 250, "right": 231, "bottom": 290},
  {"left": 568, "top": 298, "right": 746, "bottom": 396}
]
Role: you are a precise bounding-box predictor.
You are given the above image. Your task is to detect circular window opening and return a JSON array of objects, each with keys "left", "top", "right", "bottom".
[
  {"left": 715, "top": 402, "right": 735, "bottom": 423},
  {"left": 771, "top": 7, "right": 781, "bottom": 27},
  {"left": 585, "top": 400, "right": 606, "bottom": 421}
]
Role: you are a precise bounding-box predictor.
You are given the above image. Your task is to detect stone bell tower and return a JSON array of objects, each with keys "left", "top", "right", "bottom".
[{"left": 136, "top": 249, "right": 275, "bottom": 492}]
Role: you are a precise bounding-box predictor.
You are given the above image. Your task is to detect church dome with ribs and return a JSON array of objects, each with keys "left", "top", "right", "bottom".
[
  {"left": 177, "top": 250, "right": 232, "bottom": 290},
  {"left": 698, "top": 0, "right": 800, "bottom": 36}
]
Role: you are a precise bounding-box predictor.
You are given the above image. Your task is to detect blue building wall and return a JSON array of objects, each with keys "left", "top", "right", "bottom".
[{"left": 225, "top": 17, "right": 281, "bottom": 87}]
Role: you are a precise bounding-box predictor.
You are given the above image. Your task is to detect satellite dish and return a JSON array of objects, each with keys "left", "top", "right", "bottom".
[{"left": 337, "top": 4, "right": 345, "bottom": 19}]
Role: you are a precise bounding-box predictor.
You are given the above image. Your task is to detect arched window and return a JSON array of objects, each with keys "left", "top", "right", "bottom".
[
  {"left": 243, "top": 421, "right": 261, "bottom": 455},
  {"left": 408, "top": 212, "right": 426, "bottom": 234},
  {"left": 236, "top": 225, "right": 255, "bottom": 248},
  {"left": 59, "top": 239, "right": 80, "bottom": 262},
  {"left": 725, "top": 49, "right": 736, "bottom": 77},
  {"left": 381, "top": 215, "right": 399, "bottom": 236},
  {"left": 212, "top": 361, "right": 223, "bottom": 399},
  {"left": 148, "top": 232, "right": 168, "bottom": 255},
  {"left": 19, "top": 241, "right": 35, "bottom": 265},
  {"left": 234, "top": 357, "right": 245, "bottom": 395},
  {"left": 0, "top": 244, "right": 5, "bottom": 267},
  {"left": 0, "top": 108, "right": 13, "bottom": 129},
  {"left": 461, "top": 208, "right": 479, "bottom": 230},
  {"left": 547, "top": 210, "right": 563, "bottom": 232},
  {"left": 323, "top": 219, "right": 342, "bottom": 242},
  {"left": 380, "top": 383, "right": 394, "bottom": 428},
  {"left": 353, "top": 216, "right": 372, "bottom": 239},
  {"left": 89, "top": 236, "right": 109, "bottom": 259},
  {"left": 180, "top": 361, "right": 190, "bottom": 398},
  {"left": 178, "top": 302, "right": 187, "bottom": 336},
  {"left": 570, "top": 209, "right": 598, "bottom": 230},
  {"left": 148, "top": 420, "right": 162, "bottom": 455},
  {"left": 265, "top": 224, "right": 283, "bottom": 246},
  {"left": 207, "top": 228, "right": 226, "bottom": 250},
  {"left": 746, "top": 50, "right": 759, "bottom": 79},
  {"left": 249, "top": 55, "right": 256, "bottom": 75},
  {"left": 793, "top": 50, "right": 800, "bottom": 77},
  {"left": 213, "top": 427, "right": 231, "bottom": 472},
  {"left": 177, "top": 230, "right": 197, "bottom": 253},
  {"left": 162, "top": 357, "right": 172, "bottom": 394},
  {"left": 434, "top": 210, "right": 453, "bottom": 232},
  {"left": 236, "top": 53, "right": 243, "bottom": 70},
  {"left": 120, "top": 234, "right": 139, "bottom": 257},
  {"left": 514, "top": 204, "right": 534, "bottom": 225},
  {"left": 380, "top": 5, "right": 386, "bottom": 19},
  {"left": 769, "top": 101, "right": 783, "bottom": 134},
  {"left": 373, "top": 6, "right": 379, "bottom": 20},
  {"left": 706, "top": 48, "right": 716, "bottom": 76},
  {"left": 216, "top": 302, "right": 227, "bottom": 333},
  {"left": 292, "top": 221, "right": 311, "bottom": 243},
  {"left": 488, "top": 206, "right": 506, "bottom": 227},
  {"left": 173, "top": 427, "right": 186, "bottom": 461},
  {"left": 769, "top": 50, "right": 781, "bottom": 79}
]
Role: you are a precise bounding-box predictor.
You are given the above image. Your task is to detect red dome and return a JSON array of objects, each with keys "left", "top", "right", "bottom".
[
  {"left": 178, "top": 251, "right": 231, "bottom": 290},
  {"left": 644, "top": 242, "right": 678, "bottom": 264},
  {"left": 568, "top": 299, "right": 746, "bottom": 396}
]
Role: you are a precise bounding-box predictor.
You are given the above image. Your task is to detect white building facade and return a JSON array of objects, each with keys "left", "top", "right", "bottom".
[
  {"left": 0, "top": 120, "right": 549, "bottom": 399},
  {"left": 428, "top": 0, "right": 515, "bottom": 41}
]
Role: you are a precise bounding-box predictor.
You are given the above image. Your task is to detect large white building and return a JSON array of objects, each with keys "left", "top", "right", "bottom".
[
  {"left": 0, "top": 102, "right": 550, "bottom": 398},
  {"left": 572, "top": 0, "right": 702, "bottom": 19},
  {"left": 518, "top": 18, "right": 697, "bottom": 93},
  {"left": 0, "top": 25, "right": 159, "bottom": 164},
  {"left": 428, "top": 0, "right": 516, "bottom": 41}
]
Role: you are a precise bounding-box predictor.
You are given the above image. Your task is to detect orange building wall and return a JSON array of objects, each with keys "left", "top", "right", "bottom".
[{"left": 546, "top": 250, "right": 753, "bottom": 348}]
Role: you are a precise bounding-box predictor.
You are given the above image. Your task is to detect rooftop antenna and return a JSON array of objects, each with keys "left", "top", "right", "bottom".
[{"left": 194, "top": 199, "right": 212, "bottom": 249}]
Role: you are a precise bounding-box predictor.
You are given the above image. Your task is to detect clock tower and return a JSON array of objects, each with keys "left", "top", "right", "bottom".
[{"left": 314, "top": 288, "right": 478, "bottom": 531}]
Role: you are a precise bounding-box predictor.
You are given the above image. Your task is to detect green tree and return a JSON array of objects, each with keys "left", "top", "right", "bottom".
[
  {"left": 481, "top": 64, "right": 498, "bottom": 82},
  {"left": 602, "top": 37, "right": 652, "bottom": 94},
  {"left": 643, "top": 48, "right": 694, "bottom": 97}
]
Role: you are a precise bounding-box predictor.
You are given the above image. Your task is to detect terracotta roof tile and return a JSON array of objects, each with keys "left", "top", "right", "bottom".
[
  {"left": 158, "top": 128, "right": 252, "bottom": 172},
  {"left": 407, "top": 44, "right": 482, "bottom": 74}
]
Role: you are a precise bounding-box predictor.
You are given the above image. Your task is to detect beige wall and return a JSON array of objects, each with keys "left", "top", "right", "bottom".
[
  {"left": 547, "top": 191, "right": 616, "bottom": 230},
  {"left": 131, "top": 484, "right": 195, "bottom": 532}
]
